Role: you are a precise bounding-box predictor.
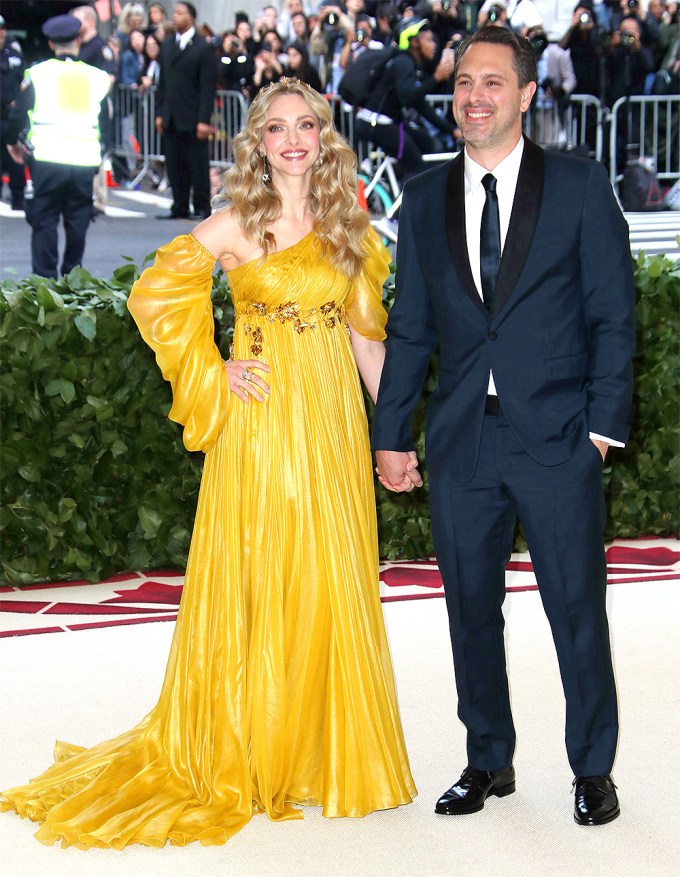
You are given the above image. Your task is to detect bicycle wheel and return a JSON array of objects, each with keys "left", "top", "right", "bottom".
[{"left": 358, "top": 174, "right": 393, "bottom": 219}]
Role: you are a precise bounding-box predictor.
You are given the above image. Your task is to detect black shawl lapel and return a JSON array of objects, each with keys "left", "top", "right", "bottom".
[
  {"left": 491, "top": 137, "right": 544, "bottom": 319},
  {"left": 445, "top": 153, "right": 488, "bottom": 320}
]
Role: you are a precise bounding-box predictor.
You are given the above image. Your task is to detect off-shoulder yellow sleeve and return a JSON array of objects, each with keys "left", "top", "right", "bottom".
[
  {"left": 344, "top": 225, "right": 391, "bottom": 341},
  {"left": 127, "top": 234, "right": 230, "bottom": 454}
]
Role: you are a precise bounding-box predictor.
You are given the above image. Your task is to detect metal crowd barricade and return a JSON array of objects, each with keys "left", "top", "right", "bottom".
[
  {"left": 325, "top": 93, "right": 356, "bottom": 150},
  {"left": 523, "top": 95, "right": 605, "bottom": 161},
  {"left": 609, "top": 94, "right": 680, "bottom": 193},
  {"left": 111, "top": 86, "right": 249, "bottom": 185},
  {"left": 212, "top": 90, "right": 249, "bottom": 168},
  {"left": 111, "top": 84, "right": 163, "bottom": 187}
]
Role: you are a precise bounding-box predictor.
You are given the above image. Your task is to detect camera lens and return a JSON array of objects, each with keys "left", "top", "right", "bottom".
[{"left": 579, "top": 12, "right": 590, "bottom": 23}]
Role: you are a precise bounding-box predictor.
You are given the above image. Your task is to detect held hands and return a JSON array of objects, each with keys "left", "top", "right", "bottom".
[
  {"left": 375, "top": 450, "right": 423, "bottom": 493},
  {"left": 225, "top": 359, "right": 271, "bottom": 404}
]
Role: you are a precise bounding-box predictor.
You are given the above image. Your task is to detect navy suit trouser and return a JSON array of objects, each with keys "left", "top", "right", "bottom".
[{"left": 429, "top": 411, "right": 618, "bottom": 777}]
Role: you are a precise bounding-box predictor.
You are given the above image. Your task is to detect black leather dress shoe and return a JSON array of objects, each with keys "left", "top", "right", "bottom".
[
  {"left": 573, "top": 775, "right": 619, "bottom": 825},
  {"left": 435, "top": 765, "right": 516, "bottom": 815},
  {"left": 156, "top": 212, "right": 190, "bottom": 220},
  {"left": 193, "top": 210, "right": 212, "bottom": 220}
]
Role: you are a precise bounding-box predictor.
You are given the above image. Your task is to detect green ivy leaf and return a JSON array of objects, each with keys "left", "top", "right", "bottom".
[{"left": 74, "top": 308, "right": 97, "bottom": 341}]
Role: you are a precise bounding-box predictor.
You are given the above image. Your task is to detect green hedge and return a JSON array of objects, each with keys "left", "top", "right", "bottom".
[{"left": 0, "top": 250, "right": 678, "bottom": 585}]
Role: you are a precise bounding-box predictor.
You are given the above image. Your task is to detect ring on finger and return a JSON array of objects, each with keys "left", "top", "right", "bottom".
[{"left": 241, "top": 368, "right": 252, "bottom": 381}]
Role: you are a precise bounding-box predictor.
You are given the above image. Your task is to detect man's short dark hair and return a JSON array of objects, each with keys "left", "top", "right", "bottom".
[
  {"left": 177, "top": 1, "right": 197, "bottom": 20},
  {"left": 453, "top": 26, "right": 537, "bottom": 88}
]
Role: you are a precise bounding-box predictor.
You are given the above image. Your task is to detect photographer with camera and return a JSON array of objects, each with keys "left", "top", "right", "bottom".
[
  {"left": 250, "top": 30, "right": 285, "bottom": 96},
  {"left": 607, "top": 15, "right": 656, "bottom": 170},
  {"left": 430, "top": 0, "right": 468, "bottom": 47},
  {"left": 340, "top": 14, "right": 385, "bottom": 68},
  {"left": 217, "top": 31, "right": 255, "bottom": 98},
  {"left": 526, "top": 24, "right": 577, "bottom": 144},
  {"left": 559, "top": 4, "right": 604, "bottom": 97},
  {"left": 478, "top": 0, "right": 543, "bottom": 33},
  {"left": 607, "top": 15, "right": 655, "bottom": 104},
  {"left": 310, "top": 2, "right": 353, "bottom": 90},
  {"left": 354, "top": 18, "right": 457, "bottom": 181},
  {"left": 477, "top": 2, "right": 511, "bottom": 28}
]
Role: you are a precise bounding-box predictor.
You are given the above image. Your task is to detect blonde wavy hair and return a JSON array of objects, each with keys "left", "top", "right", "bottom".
[{"left": 219, "top": 78, "right": 370, "bottom": 278}]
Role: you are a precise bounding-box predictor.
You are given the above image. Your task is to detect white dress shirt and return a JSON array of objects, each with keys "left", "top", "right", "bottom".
[
  {"left": 176, "top": 26, "right": 195, "bottom": 50},
  {"left": 462, "top": 136, "right": 621, "bottom": 446}
]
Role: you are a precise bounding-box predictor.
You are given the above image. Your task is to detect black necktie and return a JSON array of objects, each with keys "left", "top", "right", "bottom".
[{"left": 480, "top": 173, "right": 501, "bottom": 312}]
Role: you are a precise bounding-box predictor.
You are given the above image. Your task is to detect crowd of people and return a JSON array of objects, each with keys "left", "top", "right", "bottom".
[
  {"left": 0, "top": 1, "right": 677, "bottom": 253},
  {"left": 2, "top": 1, "right": 678, "bottom": 179}
]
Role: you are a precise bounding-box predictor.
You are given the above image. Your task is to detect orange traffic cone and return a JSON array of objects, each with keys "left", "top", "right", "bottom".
[
  {"left": 357, "top": 176, "right": 368, "bottom": 212},
  {"left": 103, "top": 157, "right": 119, "bottom": 188}
]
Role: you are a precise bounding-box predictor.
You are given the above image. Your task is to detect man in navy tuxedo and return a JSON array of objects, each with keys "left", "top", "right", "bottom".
[{"left": 372, "top": 27, "right": 635, "bottom": 826}]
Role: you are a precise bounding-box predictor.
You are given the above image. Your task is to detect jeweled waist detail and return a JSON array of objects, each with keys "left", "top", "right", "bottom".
[
  {"left": 234, "top": 300, "right": 347, "bottom": 356},
  {"left": 235, "top": 300, "right": 345, "bottom": 329}
]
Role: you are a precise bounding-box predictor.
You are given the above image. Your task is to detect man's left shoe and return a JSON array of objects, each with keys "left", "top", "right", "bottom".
[
  {"left": 193, "top": 210, "right": 212, "bottom": 220},
  {"left": 573, "top": 775, "right": 620, "bottom": 825}
]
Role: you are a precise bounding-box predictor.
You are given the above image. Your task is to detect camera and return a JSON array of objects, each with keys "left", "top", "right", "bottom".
[
  {"left": 323, "top": 10, "right": 339, "bottom": 31},
  {"left": 441, "top": 1, "right": 451, "bottom": 10},
  {"left": 626, "top": 0, "right": 638, "bottom": 7},
  {"left": 260, "top": 40, "right": 272, "bottom": 53},
  {"left": 529, "top": 31, "right": 547, "bottom": 56},
  {"left": 488, "top": 5, "right": 504, "bottom": 22},
  {"left": 230, "top": 38, "right": 239, "bottom": 52},
  {"left": 356, "top": 28, "right": 366, "bottom": 41},
  {"left": 620, "top": 31, "right": 637, "bottom": 47},
  {"left": 579, "top": 11, "right": 592, "bottom": 25}
]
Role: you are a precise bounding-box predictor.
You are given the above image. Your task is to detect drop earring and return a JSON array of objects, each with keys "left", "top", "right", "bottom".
[{"left": 261, "top": 154, "right": 271, "bottom": 184}]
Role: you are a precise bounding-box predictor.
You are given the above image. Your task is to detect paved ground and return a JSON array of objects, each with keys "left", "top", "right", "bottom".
[{"left": 0, "top": 187, "right": 207, "bottom": 281}]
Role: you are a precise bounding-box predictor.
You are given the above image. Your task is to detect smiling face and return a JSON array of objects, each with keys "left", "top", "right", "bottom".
[
  {"left": 453, "top": 43, "right": 535, "bottom": 166},
  {"left": 129, "top": 29, "right": 145, "bottom": 52},
  {"left": 259, "top": 93, "right": 321, "bottom": 185},
  {"left": 145, "top": 35, "right": 160, "bottom": 58}
]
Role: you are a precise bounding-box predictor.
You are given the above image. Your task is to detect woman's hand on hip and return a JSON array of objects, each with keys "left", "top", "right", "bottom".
[{"left": 225, "top": 358, "right": 270, "bottom": 403}]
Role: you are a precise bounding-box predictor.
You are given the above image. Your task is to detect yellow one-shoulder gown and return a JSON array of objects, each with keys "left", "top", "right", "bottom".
[{"left": 1, "top": 230, "right": 416, "bottom": 848}]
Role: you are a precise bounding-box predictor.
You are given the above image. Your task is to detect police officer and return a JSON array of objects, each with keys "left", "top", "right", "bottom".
[
  {"left": 6, "top": 15, "right": 111, "bottom": 278},
  {"left": 0, "top": 15, "right": 26, "bottom": 211}
]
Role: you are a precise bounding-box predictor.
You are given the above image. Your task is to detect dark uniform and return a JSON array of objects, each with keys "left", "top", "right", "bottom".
[
  {"left": 0, "top": 15, "right": 26, "bottom": 209},
  {"left": 6, "top": 16, "right": 111, "bottom": 278},
  {"left": 77, "top": 31, "right": 116, "bottom": 153}
]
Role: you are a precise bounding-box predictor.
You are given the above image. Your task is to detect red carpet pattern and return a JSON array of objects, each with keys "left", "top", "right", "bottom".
[{"left": 1, "top": 540, "right": 677, "bottom": 638}]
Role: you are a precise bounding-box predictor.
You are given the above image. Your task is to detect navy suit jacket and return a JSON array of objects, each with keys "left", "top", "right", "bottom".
[{"left": 372, "top": 138, "right": 636, "bottom": 481}]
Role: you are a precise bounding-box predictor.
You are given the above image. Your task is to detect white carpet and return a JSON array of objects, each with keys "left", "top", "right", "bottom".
[{"left": 1, "top": 577, "right": 678, "bottom": 877}]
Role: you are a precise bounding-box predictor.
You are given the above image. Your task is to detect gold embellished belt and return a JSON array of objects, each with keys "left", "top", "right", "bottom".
[{"left": 234, "top": 300, "right": 346, "bottom": 356}]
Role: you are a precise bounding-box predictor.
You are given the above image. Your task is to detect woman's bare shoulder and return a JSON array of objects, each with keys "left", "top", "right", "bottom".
[
  {"left": 192, "top": 207, "right": 241, "bottom": 262},
  {"left": 193, "top": 207, "right": 262, "bottom": 271}
]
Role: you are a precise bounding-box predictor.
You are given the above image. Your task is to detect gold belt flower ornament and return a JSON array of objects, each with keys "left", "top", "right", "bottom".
[{"left": 235, "top": 300, "right": 347, "bottom": 356}]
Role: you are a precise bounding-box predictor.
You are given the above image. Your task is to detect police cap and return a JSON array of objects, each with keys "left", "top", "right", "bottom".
[{"left": 42, "top": 15, "right": 82, "bottom": 43}]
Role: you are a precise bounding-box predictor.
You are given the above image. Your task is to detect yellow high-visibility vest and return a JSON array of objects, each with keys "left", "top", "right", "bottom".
[{"left": 27, "top": 58, "right": 111, "bottom": 166}]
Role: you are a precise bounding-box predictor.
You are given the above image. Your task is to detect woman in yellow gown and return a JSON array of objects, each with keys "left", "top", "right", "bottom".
[{"left": 1, "top": 79, "right": 416, "bottom": 848}]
